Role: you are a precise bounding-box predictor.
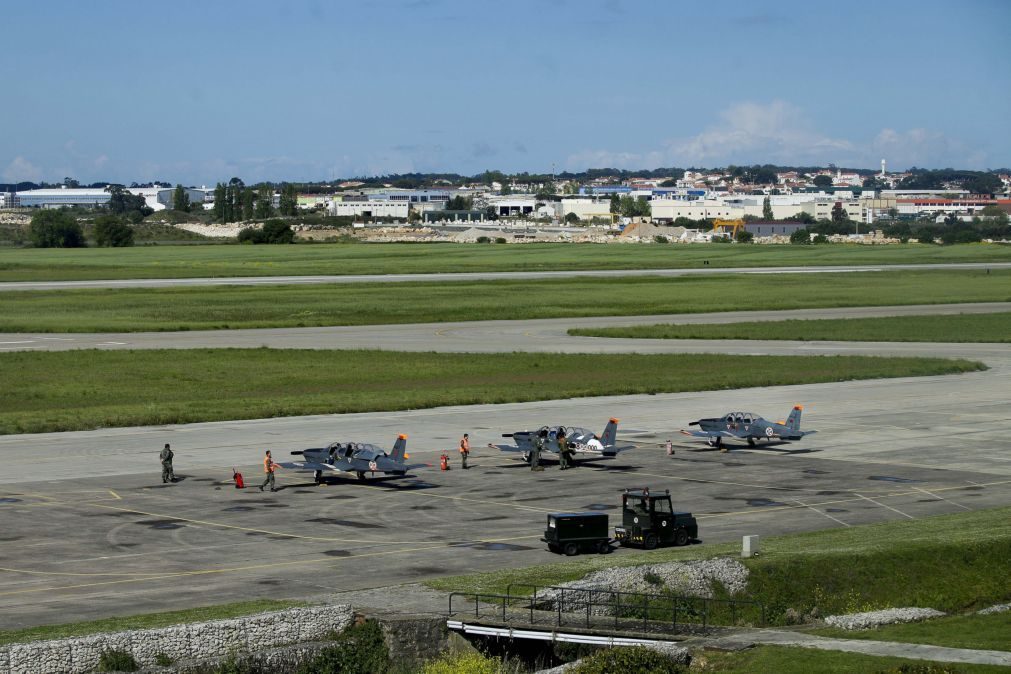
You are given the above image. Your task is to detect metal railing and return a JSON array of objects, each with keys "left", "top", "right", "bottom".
[{"left": 447, "top": 584, "right": 764, "bottom": 636}]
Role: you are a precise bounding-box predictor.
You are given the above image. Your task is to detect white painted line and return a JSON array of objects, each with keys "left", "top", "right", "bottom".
[
  {"left": 0, "top": 340, "right": 35, "bottom": 344},
  {"left": 792, "top": 498, "right": 850, "bottom": 527},
  {"left": 856, "top": 493, "right": 915, "bottom": 519},
  {"left": 912, "top": 486, "right": 971, "bottom": 510},
  {"left": 98, "top": 342, "right": 129, "bottom": 345}
]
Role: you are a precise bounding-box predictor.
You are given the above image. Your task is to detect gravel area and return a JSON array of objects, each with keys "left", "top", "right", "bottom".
[
  {"left": 824, "top": 607, "right": 946, "bottom": 630},
  {"left": 534, "top": 558, "right": 749, "bottom": 615},
  {"left": 976, "top": 603, "right": 1011, "bottom": 615}
]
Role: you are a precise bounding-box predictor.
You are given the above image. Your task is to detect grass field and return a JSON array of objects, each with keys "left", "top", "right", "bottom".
[
  {"left": 811, "top": 612, "right": 1011, "bottom": 652},
  {"left": 426, "top": 506, "right": 1011, "bottom": 621},
  {"left": 0, "top": 599, "right": 302, "bottom": 646},
  {"left": 0, "top": 350, "right": 982, "bottom": 434},
  {"left": 569, "top": 312, "right": 1011, "bottom": 343},
  {"left": 1, "top": 269, "right": 1008, "bottom": 333},
  {"left": 0, "top": 242, "right": 1008, "bottom": 281},
  {"left": 695, "top": 645, "right": 1009, "bottom": 673}
]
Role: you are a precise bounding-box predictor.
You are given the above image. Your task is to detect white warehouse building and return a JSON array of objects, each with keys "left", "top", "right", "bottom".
[{"left": 327, "top": 200, "right": 409, "bottom": 219}]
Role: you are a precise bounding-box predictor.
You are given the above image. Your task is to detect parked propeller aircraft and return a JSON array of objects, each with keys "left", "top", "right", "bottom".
[
  {"left": 490, "top": 418, "right": 634, "bottom": 464},
  {"left": 280, "top": 434, "right": 423, "bottom": 483},
  {"left": 681, "top": 405, "right": 816, "bottom": 451}
]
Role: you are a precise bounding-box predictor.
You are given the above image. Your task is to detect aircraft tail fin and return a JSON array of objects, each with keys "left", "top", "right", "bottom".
[
  {"left": 390, "top": 434, "right": 408, "bottom": 462},
  {"left": 601, "top": 418, "right": 620, "bottom": 447},
  {"left": 786, "top": 405, "right": 803, "bottom": 431}
]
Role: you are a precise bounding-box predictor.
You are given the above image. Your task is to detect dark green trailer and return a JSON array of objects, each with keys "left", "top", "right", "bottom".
[{"left": 542, "top": 512, "right": 612, "bottom": 556}]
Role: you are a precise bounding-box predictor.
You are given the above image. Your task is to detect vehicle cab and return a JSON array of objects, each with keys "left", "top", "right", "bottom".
[{"left": 614, "top": 487, "right": 698, "bottom": 550}]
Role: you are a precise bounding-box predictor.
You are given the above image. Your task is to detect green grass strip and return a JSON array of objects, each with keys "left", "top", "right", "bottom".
[
  {"left": 810, "top": 612, "right": 1011, "bottom": 652},
  {"left": 0, "top": 599, "right": 303, "bottom": 646},
  {"left": 1, "top": 269, "right": 1009, "bottom": 333},
  {"left": 569, "top": 312, "right": 1011, "bottom": 343},
  {"left": 425, "top": 506, "right": 1011, "bottom": 619},
  {"left": 698, "top": 644, "right": 1010, "bottom": 673},
  {"left": 0, "top": 242, "right": 1008, "bottom": 282},
  {"left": 0, "top": 350, "right": 984, "bottom": 434}
]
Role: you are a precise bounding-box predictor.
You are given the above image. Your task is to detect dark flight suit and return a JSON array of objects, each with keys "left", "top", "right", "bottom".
[
  {"left": 558, "top": 436, "right": 571, "bottom": 470},
  {"left": 160, "top": 446, "right": 175, "bottom": 483},
  {"left": 531, "top": 437, "right": 544, "bottom": 471}
]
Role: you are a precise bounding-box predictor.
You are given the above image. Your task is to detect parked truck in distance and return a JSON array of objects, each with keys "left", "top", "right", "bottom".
[
  {"left": 614, "top": 487, "right": 697, "bottom": 550},
  {"left": 542, "top": 512, "right": 612, "bottom": 556}
]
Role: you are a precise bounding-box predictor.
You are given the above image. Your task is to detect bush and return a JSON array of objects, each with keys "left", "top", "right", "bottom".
[
  {"left": 494, "top": 237, "right": 507, "bottom": 244},
  {"left": 423, "top": 651, "right": 501, "bottom": 674},
  {"left": 94, "top": 215, "right": 135, "bottom": 247},
  {"left": 97, "top": 648, "right": 139, "bottom": 672},
  {"left": 154, "top": 652, "right": 173, "bottom": 666},
  {"left": 735, "top": 229, "right": 754, "bottom": 243},
  {"left": 654, "top": 235, "right": 669, "bottom": 244},
  {"left": 238, "top": 219, "right": 295, "bottom": 244},
  {"left": 295, "top": 620, "right": 389, "bottom": 674},
  {"left": 790, "top": 228, "right": 811, "bottom": 244},
  {"left": 29, "top": 210, "right": 86, "bottom": 248},
  {"left": 564, "top": 212, "right": 581, "bottom": 224},
  {"left": 569, "top": 646, "right": 686, "bottom": 673},
  {"left": 475, "top": 236, "right": 491, "bottom": 244}
]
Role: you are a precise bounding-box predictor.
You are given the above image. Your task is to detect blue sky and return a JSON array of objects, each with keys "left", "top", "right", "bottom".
[{"left": 2, "top": 0, "right": 1008, "bottom": 184}]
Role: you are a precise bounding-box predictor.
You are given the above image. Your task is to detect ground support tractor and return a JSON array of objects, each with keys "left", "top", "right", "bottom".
[{"left": 614, "top": 487, "right": 697, "bottom": 550}]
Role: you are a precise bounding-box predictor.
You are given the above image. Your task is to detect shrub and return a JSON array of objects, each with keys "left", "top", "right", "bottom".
[
  {"left": 154, "top": 652, "right": 173, "bottom": 666},
  {"left": 295, "top": 620, "right": 389, "bottom": 674},
  {"left": 97, "top": 648, "right": 139, "bottom": 672},
  {"left": 238, "top": 219, "right": 295, "bottom": 244},
  {"left": 654, "top": 235, "right": 669, "bottom": 244},
  {"left": 735, "top": 229, "right": 754, "bottom": 243},
  {"left": 29, "top": 210, "right": 86, "bottom": 248},
  {"left": 475, "top": 236, "right": 491, "bottom": 244},
  {"left": 789, "top": 228, "right": 811, "bottom": 244},
  {"left": 423, "top": 651, "right": 501, "bottom": 674},
  {"left": 94, "top": 215, "right": 135, "bottom": 247},
  {"left": 569, "top": 646, "right": 686, "bottom": 673},
  {"left": 494, "top": 237, "right": 507, "bottom": 244}
]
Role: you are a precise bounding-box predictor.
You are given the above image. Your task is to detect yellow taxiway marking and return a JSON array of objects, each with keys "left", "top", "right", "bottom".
[
  {"left": 0, "top": 533, "right": 544, "bottom": 598},
  {"left": 0, "top": 567, "right": 165, "bottom": 578}
]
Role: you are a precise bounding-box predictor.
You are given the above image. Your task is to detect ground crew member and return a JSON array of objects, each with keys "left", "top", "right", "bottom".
[
  {"left": 160, "top": 443, "right": 175, "bottom": 483},
  {"left": 665, "top": 439, "right": 674, "bottom": 456},
  {"left": 260, "top": 450, "right": 281, "bottom": 492},
  {"left": 459, "top": 433, "right": 471, "bottom": 469},
  {"left": 531, "top": 431, "right": 545, "bottom": 471},
  {"left": 558, "top": 431, "right": 571, "bottom": 470}
]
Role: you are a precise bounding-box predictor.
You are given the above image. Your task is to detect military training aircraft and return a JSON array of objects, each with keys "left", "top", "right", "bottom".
[
  {"left": 681, "top": 405, "right": 816, "bottom": 450},
  {"left": 490, "top": 418, "right": 634, "bottom": 464},
  {"left": 280, "top": 434, "right": 423, "bottom": 483}
]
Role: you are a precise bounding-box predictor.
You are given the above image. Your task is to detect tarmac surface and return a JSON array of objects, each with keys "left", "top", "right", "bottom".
[{"left": 1, "top": 261, "right": 1009, "bottom": 291}]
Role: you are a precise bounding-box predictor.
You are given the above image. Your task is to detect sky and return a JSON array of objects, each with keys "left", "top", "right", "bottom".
[{"left": 1, "top": 0, "right": 1009, "bottom": 185}]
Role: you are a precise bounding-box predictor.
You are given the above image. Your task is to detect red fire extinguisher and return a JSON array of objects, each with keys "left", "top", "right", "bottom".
[
  {"left": 440, "top": 453, "right": 450, "bottom": 471},
  {"left": 232, "top": 468, "right": 245, "bottom": 489}
]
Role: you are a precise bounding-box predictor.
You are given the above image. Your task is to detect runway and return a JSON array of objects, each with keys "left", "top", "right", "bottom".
[{"left": 1, "top": 261, "right": 1010, "bottom": 291}]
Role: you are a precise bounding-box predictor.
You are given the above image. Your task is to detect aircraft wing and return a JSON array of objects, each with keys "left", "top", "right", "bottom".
[
  {"left": 488, "top": 443, "right": 524, "bottom": 453},
  {"left": 680, "top": 429, "right": 734, "bottom": 439},
  {"left": 277, "top": 460, "right": 349, "bottom": 473}
]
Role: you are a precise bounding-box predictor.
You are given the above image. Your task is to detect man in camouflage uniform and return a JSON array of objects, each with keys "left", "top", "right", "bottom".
[
  {"left": 530, "top": 431, "right": 545, "bottom": 471},
  {"left": 160, "top": 443, "right": 175, "bottom": 483}
]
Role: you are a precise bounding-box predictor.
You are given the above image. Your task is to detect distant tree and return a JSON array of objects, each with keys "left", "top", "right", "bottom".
[
  {"left": 29, "top": 210, "right": 86, "bottom": 248},
  {"left": 659, "top": 179, "right": 677, "bottom": 187},
  {"left": 963, "top": 173, "right": 1002, "bottom": 196},
  {"left": 106, "top": 185, "right": 152, "bottom": 221},
  {"left": 63, "top": 177, "right": 80, "bottom": 188},
  {"left": 483, "top": 206, "right": 498, "bottom": 221},
  {"left": 735, "top": 229, "right": 754, "bottom": 243},
  {"left": 254, "top": 185, "right": 274, "bottom": 219},
  {"left": 500, "top": 182, "right": 512, "bottom": 195},
  {"left": 564, "top": 212, "right": 581, "bottom": 224},
  {"left": 213, "top": 183, "right": 227, "bottom": 222},
  {"left": 862, "top": 176, "right": 885, "bottom": 191},
  {"left": 229, "top": 176, "right": 244, "bottom": 188},
  {"left": 241, "top": 187, "right": 255, "bottom": 220},
  {"left": 93, "top": 215, "right": 134, "bottom": 247},
  {"left": 446, "top": 195, "right": 473, "bottom": 211},
  {"left": 609, "top": 193, "right": 620, "bottom": 215},
  {"left": 813, "top": 175, "right": 833, "bottom": 188},
  {"left": 831, "top": 202, "right": 848, "bottom": 223},
  {"left": 762, "top": 196, "right": 773, "bottom": 220},
  {"left": 813, "top": 233, "right": 829, "bottom": 244},
  {"left": 789, "top": 228, "right": 811, "bottom": 245},
  {"left": 237, "top": 218, "right": 295, "bottom": 244},
  {"left": 172, "top": 184, "right": 190, "bottom": 212},
  {"left": 278, "top": 184, "right": 298, "bottom": 216}
]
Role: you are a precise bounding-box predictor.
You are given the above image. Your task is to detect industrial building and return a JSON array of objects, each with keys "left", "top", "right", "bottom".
[
  {"left": 14, "top": 186, "right": 205, "bottom": 211},
  {"left": 327, "top": 200, "right": 409, "bottom": 219}
]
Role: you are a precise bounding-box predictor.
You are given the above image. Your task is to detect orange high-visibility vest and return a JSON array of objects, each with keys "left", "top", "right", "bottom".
[
  {"left": 264, "top": 456, "right": 275, "bottom": 473},
  {"left": 460, "top": 437, "right": 470, "bottom": 453}
]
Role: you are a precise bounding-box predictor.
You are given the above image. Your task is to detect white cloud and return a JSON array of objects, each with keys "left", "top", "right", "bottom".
[
  {"left": 3, "top": 156, "right": 44, "bottom": 183},
  {"left": 565, "top": 100, "right": 986, "bottom": 171}
]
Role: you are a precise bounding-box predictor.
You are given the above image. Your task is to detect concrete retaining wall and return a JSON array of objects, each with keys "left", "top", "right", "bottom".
[{"left": 0, "top": 604, "right": 353, "bottom": 674}]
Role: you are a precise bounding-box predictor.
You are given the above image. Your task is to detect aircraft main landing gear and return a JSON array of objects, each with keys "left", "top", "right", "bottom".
[{"left": 356, "top": 471, "right": 366, "bottom": 481}]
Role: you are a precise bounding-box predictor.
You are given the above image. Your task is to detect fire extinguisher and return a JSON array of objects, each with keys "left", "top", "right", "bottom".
[{"left": 440, "top": 453, "right": 450, "bottom": 471}]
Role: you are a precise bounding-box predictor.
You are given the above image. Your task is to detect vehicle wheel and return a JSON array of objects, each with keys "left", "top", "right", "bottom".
[
  {"left": 547, "top": 544, "right": 559, "bottom": 554},
  {"left": 643, "top": 533, "right": 658, "bottom": 550},
  {"left": 563, "top": 543, "right": 579, "bottom": 557},
  {"left": 596, "top": 540, "right": 610, "bottom": 555},
  {"left": 747, "top": 438, "right": 756, "bottom": 447},
  {"left": 674, "top": 529, "right": 689, "bottom": 546},
  {"left": 356, "top": 471, "right": 366, "bottom": 481}
]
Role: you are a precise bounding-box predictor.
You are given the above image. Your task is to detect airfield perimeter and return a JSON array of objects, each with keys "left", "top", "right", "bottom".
[{"left": 1, "top": 298, "right": 1010, "bottom": 629}]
